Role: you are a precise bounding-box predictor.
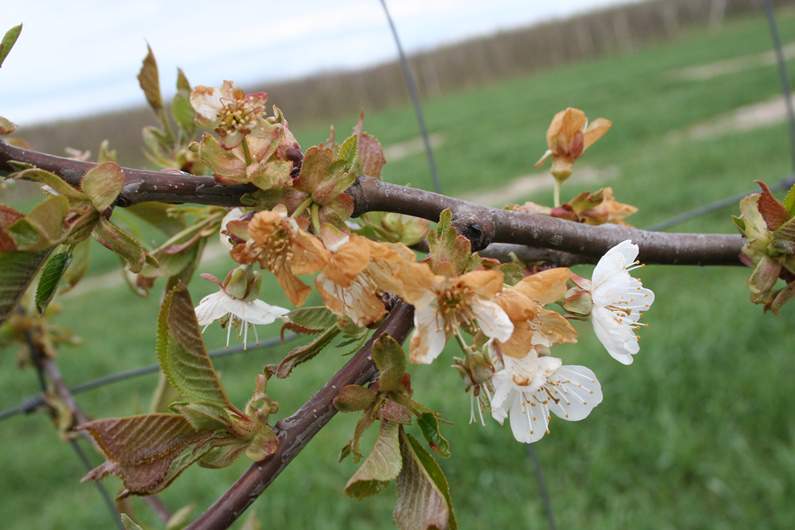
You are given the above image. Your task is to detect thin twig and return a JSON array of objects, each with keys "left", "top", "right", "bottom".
[{"left": 186, "top": 302, "right": 415, "bottom": 530}]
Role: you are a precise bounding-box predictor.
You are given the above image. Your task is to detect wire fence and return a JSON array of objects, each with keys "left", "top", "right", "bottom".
[{"left": 2, "top": 3, "right": 795, "bottom": 528}]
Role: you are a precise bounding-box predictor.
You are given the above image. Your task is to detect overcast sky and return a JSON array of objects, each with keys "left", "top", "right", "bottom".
[{"left": 1, "top": 0, "right": 629, "bottom": 125}]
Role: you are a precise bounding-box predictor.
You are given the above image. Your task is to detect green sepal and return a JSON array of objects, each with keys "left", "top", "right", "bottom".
[
  {"left": 92, "top": 217, "right": 156, "bottom": 273},
  {"left": 372, "top": 334, "right": 407, "bottom": 394},
  {"left": 81, "top": 162, "right": 125, "bottom": 212}
]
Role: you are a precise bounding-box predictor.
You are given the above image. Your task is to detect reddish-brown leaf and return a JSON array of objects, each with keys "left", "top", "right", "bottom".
[{"left": 756, "top": 181, "right": 790, "bottom": 230}]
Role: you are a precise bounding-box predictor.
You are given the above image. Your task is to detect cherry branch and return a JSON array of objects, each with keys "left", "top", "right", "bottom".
[
  {"left": 186, "top": 302, "right": 415, "bottom": 530},
  {"left": 0, "top": 141, "right": 744, "bottom": 265}
]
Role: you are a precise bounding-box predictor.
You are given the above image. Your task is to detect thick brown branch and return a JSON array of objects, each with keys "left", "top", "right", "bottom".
[
  {"left": 1, "top": 141, "right": 744, "bottom": 265},
  {"left": 186, "top": 302, "right": 415, "bottom": 530},
  {"left": 348, "top": 178, "right": 743, "bottom": 265}
]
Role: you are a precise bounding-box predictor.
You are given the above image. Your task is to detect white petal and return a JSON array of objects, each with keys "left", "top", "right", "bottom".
[
  {"left": 592, "top": 239, "right": 638, "bottom": 287},
  {"left": 489, "top": 371, "right": 513, "bottom": 419},
  {"left": 195, "top": 290, "right": 233, "bottom": 326},
  {"left": 190, "top": 87, "right": 223, "bottom": 122},
  {"left": 195, "top": 289, "right": 288, "bottom": 328},
  {"left": 509, "top": 394, "right": 548, "bottom": 444},
  {"left": 245, "top": 299, "right": 290, "bottom": 324},
  {"left": 472, "top": 298, "right": 514, "bottom": 342},
  {"left": 591, "top": 306, "right": 639, "bottom": 365},
  {"left": 410, "top": 296, "right": 447, "bottom": 364},
  {"left": 547, "top": 365, "right": 603, "bottom": 421},
  {"left": 220, "top": 208, "right": 246, "bottom": 250}
]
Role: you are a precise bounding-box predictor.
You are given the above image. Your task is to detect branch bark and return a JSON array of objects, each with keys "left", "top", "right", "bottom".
[
  {"left": 186, "top": 302, "right": 415, "bottom": 530},
  {"left": 0, "top": 141, "right": 744, "bottom": 265}
]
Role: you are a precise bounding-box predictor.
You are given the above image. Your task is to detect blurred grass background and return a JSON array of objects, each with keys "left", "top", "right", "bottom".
[{"left": 2, "top": 6, "right": 795, "bottom": 530}]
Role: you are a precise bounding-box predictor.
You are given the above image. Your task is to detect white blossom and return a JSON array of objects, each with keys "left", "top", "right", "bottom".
[
  {"left": 195, "top": 289, "right": 288, "bottom": 349},
  {"left": 490, "top": 351, "right": 602, "bottom": 443},
  {"left": 590, "top": 240, "right": 655, "bottom": 365}
]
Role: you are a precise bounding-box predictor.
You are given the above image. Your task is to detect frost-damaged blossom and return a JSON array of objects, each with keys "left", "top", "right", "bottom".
[
  {"left": 586, "top": 240, "right": 654, "bottom": 365},
  {"left": 315, "top": 229, "right": 383, "bottom": 327},
  {"left": 398, "top": 265, "right": 513, "bottom": 364},
  {"left": 191, "top": 82, "right": 301, "bottom": 190},
  {"left": 190, "top": 81, "right": 268, "bottom": 149},
  {"left": 228, "top": 205, "right": 329, "bottom": 306},
  {"left": 534, "top": 107, "right": 612, "bottom": 182},
  {"left": 489, "top": 349, "right": 602, "bottom": 443},
  {"left": 195, "top": 267, "right": 288, "bottom": 349},
  {"left": 494, "top": 268, "right": 577, "bottom": 358}
]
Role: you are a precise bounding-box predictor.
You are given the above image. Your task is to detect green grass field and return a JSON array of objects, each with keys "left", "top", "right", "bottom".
[{"left": 2, "top": 9, "right": 795, "bottom": 529}]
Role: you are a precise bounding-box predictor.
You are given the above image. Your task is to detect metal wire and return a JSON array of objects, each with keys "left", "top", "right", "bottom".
[
  {"left": 764, "top": 0, "right": 795, "bottom": 173},
  {"left": 25, "top": 328, "right": 123, "bottom": 529},
  {"left": 68, "top": 438, "right": 124, "bottom": 530},
  {"left": 647, "top": 176, "right": 794, "bottom": 231},
  {"left": 0, "top": 334, "right": 295, "bottom": 422},
  {"left": 378, "top": 0, "right": 442, "bottom": 193},
  {"left": 527, "top": 444, "right": 557, "bottom": 530}
]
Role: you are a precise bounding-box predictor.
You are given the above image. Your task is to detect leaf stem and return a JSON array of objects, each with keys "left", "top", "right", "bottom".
[
  {"left": 553, "top": 179, "right": 561, "bottom": 208},
  {"left": 291, "top": 197, "right": 313, "bottom": 219}
]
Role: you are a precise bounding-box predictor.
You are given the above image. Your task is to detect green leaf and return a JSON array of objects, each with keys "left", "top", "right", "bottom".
[
  {"left": 336, "top": 134, "right": 358, "bottom": 166},
  {"left": 198, "top": 134, "right": 246, "bottom": 181},
  {"left": 7, "top": 195, "right": 70, "bottom": 251},
  {"left": 171, "top": 93, "right": 196, "bottom": 136},
  {"left": 345, "top": 421, "right": 402, "bottom": 498},
  {"left": 394, "top": 432, "right": 457, "bottom": 530},
  {"left": 176, "top": 67, "right": 192, "bottom": 93},
  {"left": 81, "top": 413, "right": 214, "bottom": 497},
  {"left": 121, "top": 514, "right": 146, "bottom": 530},
  {"left": 92, "top": 217, "right": 153, "bottom": 273},
  {"left": 0, "top": 250, "right": 49, "bottom": 324},
  {"left": 417, "top": 413, "right": 451, "bottom": 458},
  {"left": 138, "top": 45, "right": 163, "bottom": 112},
  {"left": 10, "top": 167, "right": 87, "bottom": 200},
  {"left": 35, "top": 251, "right": 71, "bottom": 313},
  {"left": 61, "top": 238, "right": 90, "bottom": 292},
  {"left": 774, "top": 216, "right": 795, "bottom": 244},
  {"left": 172, "top": 401, "right": 231, "bottom": 431},
  {"left": 784, "top": 184, "right": 795, "bottom": 216},
  {"left": 198, "top": 440, "right": 249, "bottom": 469},
  {"left": 285, "top": 305, "right": 338, "bottom": 333},
  {"left": 334, "top": 384, "right": 377, "bottom": 412},
  {"left": 126, "top": 202, "right": 186, "bottom": 236},
  {"left": 0, "top": 24, "right": 22, "bottom": 68},
  {"left": 157, "top": 285, "right": 233, "bottom": 410},
  {"left": 81, "top": 162, "right": 125, "bottom": 211},
  {"left": 427, "top": 209, "right": 472, "bottom": 277},
  {"left": 372, "top": 335, "right": 406, "bottom": 393},
  {"left": 165, "top": 505, "right": 194, "bottom": 530},
  {"left": 273, "top": 325, "right": 340, "bottom": 378},
  {"left": 97, "top": 140, "right": 117, "bottom": 163}
]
